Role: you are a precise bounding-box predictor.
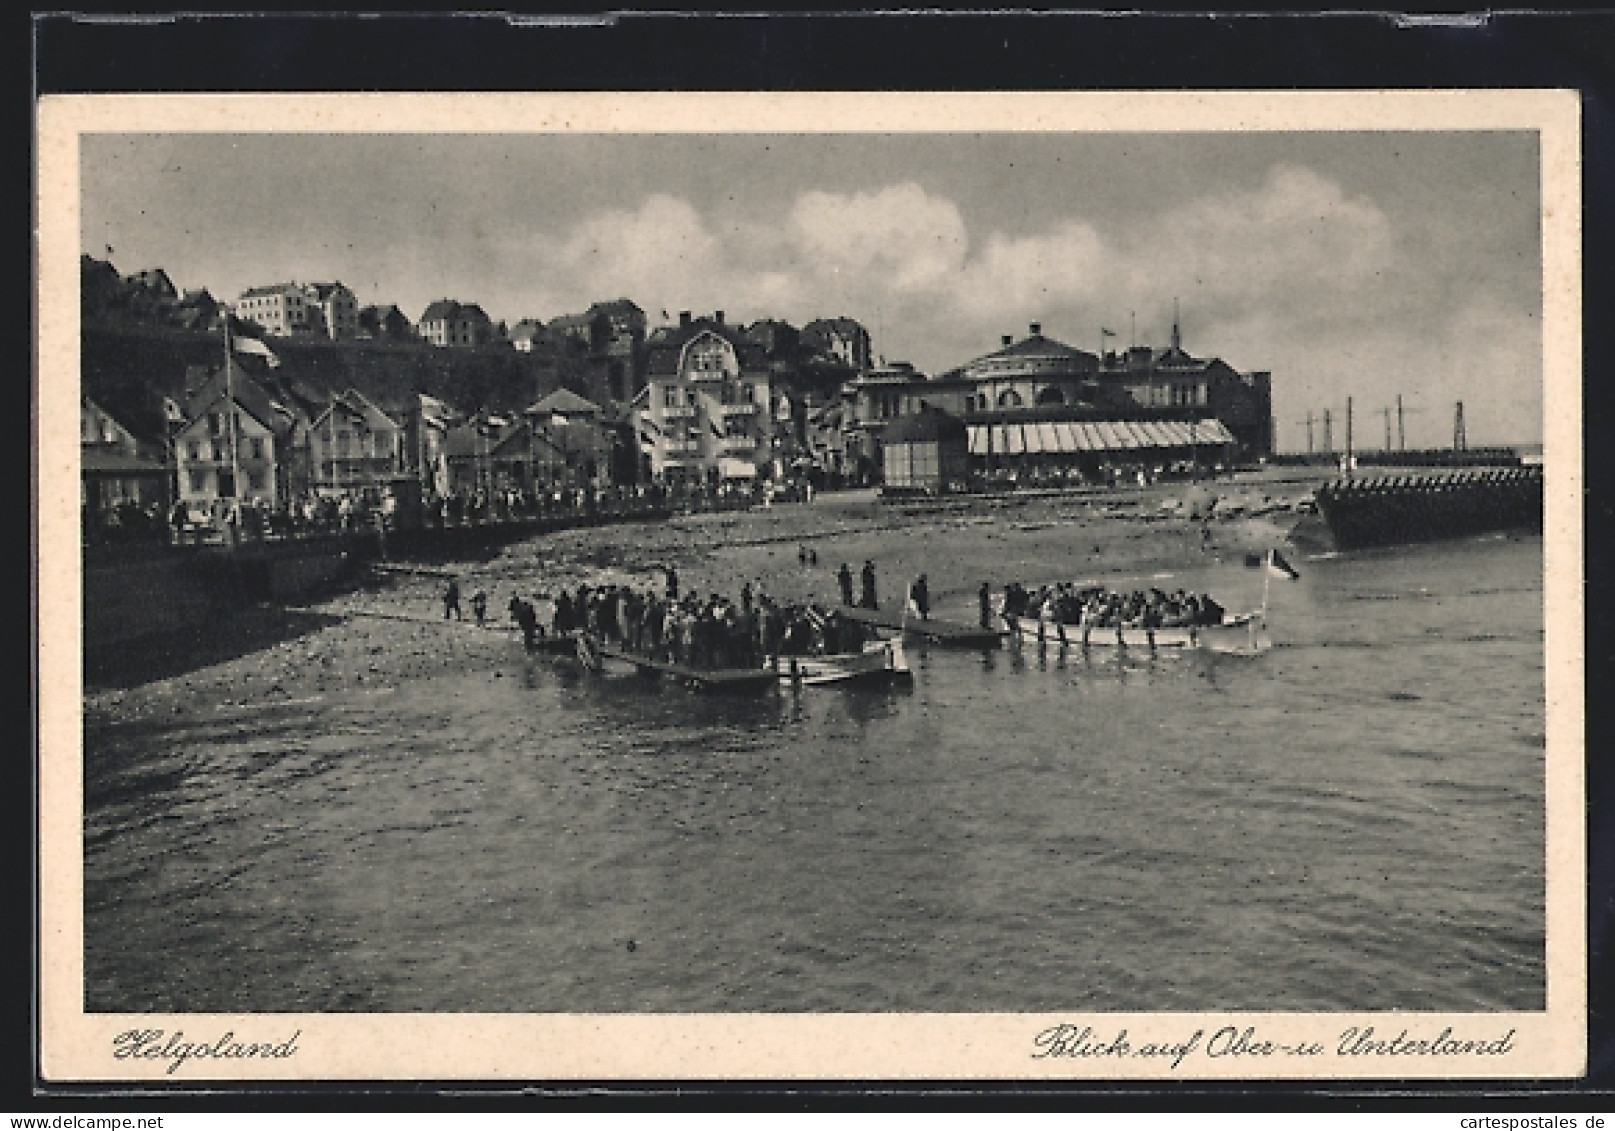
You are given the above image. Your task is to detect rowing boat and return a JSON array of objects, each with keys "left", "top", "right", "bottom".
[
  {"left": 1003, "top": 612, "right": 1268, "bottom": 655},
  {"left": 770, "top": 638, "right": 912, "bottom": 686}
]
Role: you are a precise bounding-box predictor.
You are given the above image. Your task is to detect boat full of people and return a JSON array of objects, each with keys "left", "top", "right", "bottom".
[
  {"left": 998, "top": 581, "right": 1268, "bottom": 655},
  {"left": 540, "top": 581, "right": 910, "bottom": 687}
]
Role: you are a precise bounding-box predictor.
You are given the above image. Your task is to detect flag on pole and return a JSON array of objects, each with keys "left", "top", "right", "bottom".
[
  {"left": 1101, "top": 327, "right": 1117, "bottom": 337},
  {"left": 1266, "top": 548, "right": 1301, "bottom": 580},
  {"left": 232, "top": 334, "right": 281, "bottom": 368}
]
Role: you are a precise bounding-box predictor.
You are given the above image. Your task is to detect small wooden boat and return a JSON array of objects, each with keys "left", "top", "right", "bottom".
[
  {"left": 770, "top": 638, "right": 912, "bottom": 686},
  {"left": 574, "top": 635, "right": 780, "bottom": 693},
  {"left": 1004, "top": 612, "right": 1268, "bottom": 655}
]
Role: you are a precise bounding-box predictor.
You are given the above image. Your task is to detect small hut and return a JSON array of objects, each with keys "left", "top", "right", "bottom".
[{"left": 882, "top": 407, "right": 969, "bottom": 494}]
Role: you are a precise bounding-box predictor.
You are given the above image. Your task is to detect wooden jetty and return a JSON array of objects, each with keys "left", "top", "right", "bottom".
[
  {"left": 835, "top": 605, "right": 1003, "bottom": 648},
  {"left": 582, "top": 639, "right": 780, "bottom": 693}
]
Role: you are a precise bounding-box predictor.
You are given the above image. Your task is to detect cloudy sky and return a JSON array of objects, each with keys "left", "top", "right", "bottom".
[{"left": 81, "top": 131, "right": 1542, "bottom": 449}]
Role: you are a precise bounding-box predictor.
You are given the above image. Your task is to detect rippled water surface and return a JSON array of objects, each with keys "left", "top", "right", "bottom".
[{"left": 84, "top": 534, "right": 1546, "bottom": 1013}]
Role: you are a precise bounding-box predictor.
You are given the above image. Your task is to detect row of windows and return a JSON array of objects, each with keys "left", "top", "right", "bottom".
[
  {"left": 660, "top": 383, "right": 759, "bottom": 408},
  {"left": 186, "top": 468, "right": 266, "bottom": 493},
  {"left": 187, "top": 437, "right": 266, "bottom": 461}
]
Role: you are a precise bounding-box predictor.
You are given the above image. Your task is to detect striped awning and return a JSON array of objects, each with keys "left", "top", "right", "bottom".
[{"left": 967, "top": 418, "right": 1234, "bottom": 456}]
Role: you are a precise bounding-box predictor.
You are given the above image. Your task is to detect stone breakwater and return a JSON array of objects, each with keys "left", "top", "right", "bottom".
[{"left": 1311, "top": 468, "right": 1542, "bottom": 551}]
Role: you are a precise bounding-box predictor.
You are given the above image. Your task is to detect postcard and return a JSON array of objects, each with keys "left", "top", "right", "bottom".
[{"left": 37, "top": 89, "right": 1584, "bottom": 1082}]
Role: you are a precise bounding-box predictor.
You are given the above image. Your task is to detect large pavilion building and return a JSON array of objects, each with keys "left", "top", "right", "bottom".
[{"left": 837, "top": 319, "right": 1272, "bottom": 484}]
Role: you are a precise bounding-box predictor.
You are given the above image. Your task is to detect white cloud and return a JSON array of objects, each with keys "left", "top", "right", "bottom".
[
  {"left": 492, "top": 166, "right": 1537, "bottom": 444},
  {"left": 786, "top": 183, "right": 969, "bottom": 293}
]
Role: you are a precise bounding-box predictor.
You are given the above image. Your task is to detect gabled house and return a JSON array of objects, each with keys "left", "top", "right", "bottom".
[
  {"left": 443, "top": 413, "right": 513, "bottom": 493},
  {"left": 521, "top": 388, "right": 610, "bottom": 488},
  {"left": 81, "top": 396, "right": 169, "bottom": 529},
  {"left": 173, "top": 366, "right": 302, "bottom": 514},
  {"left": 308, "top": 389, "right": 405, "bottom": 495},
  {"left": 358, "top": 303, "right": 414, "bottom": 341}
]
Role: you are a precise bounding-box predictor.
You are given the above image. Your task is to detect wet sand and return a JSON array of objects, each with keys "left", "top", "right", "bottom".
[{"left": 83, "top": 474, "right": 1322, "bottom": 726}]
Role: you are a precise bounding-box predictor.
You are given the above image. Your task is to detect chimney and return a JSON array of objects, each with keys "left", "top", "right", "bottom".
[
  {"left": 715, "top": 310, "right": 725, "bottom": 325},
  {"left": 679, "top": 311, "right": 691, "bottom": 327},
  {"left": 1001, "top": 334, "right": 1013, "bottom": 347},
  {"left": 1029, "top": 322, "right": 1042, "bottom": 336}
]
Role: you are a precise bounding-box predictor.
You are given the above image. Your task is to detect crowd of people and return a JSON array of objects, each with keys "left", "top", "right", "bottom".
[
  {"left": 136, "top": 476, "right": 818, "bottom": 547},
  {"left": 486, "top": 576, "right": 878, "bottom": 671},
  {"left": 1001, "top": 581, "right": 1226, "bottom": 630}
]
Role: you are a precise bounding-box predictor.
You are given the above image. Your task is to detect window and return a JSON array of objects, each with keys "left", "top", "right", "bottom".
[
  {"left": 663, "top": 386, "right": 681, "bottom": 408},
  {"left": 247, "top": 470, "right": 265, "bottom": 491},
  {"left": 187, "top": 440, "right": 200, "bottom": 461},
  {"left": 741, "top": 383, "right": 756, "bottom": 404},
  {"left": 249, "top": 437, "right": 264, "bottom": 460},
  {"left": 208, "top": 412, "right": 222, "bottom": 436},
  {"left": 188, "top": 469, "right": 205, "bottom": 492}
]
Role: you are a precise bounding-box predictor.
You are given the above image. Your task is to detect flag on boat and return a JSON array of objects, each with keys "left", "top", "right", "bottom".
[
  {"left": 1266, "top": 548, "right": 1301, "bottom": 580},
  {"left": 232, "top": 334, "right": 281, "bottom": 368}
]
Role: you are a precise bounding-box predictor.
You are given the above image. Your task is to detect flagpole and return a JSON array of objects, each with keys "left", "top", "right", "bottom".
[
  {"left": 1262, "top": 549, "right": 1272, "bottom": 619},
  {"left": 224, "top": 318, "right": 243, "bottom": 537}
]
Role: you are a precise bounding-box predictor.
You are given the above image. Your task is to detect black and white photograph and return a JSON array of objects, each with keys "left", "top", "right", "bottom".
[{"left": 36, "top": 87, "right": 1583, "bottom": 1082}]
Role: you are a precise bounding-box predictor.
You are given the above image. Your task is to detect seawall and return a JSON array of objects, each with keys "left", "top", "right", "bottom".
[{"left": 1308, "top": 467, "right": 1542, "bottom": 551}]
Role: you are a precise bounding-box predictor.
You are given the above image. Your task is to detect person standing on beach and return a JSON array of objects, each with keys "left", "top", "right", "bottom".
[
  {"left": 837, "top": 562, "right": 854, "bottom": 607},
  {"left": 664, "top": 565, "right": 679, "bottom": 601},
  {"left": 978, "top": 582, "right": 993, "bottom": 630},
  {"left": 471, "top": 589, "right": 488, "bottom": 627},
  {"left": 443, "top": 578, "right": 463, "bottom": 620},
  {"left": 860, "top": 560, "right": 879, "bottom": 610},
  {"left": 909, "top": 574, "right": 931, "bottom": 621}
]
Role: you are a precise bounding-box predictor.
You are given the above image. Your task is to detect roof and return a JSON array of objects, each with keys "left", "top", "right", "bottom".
[
  {"left": 587, "top": 298, "right": 643, "bottom": 318},
  {"left": 883, "top": 406, "right": 968, "bottom": 445},
  {"left": 421, "top": 299, "right": 488, "bottom": 323},
  {"left": 644, "top": 319, "right": 767, "bottom": 376},
  {"left": 977, "top": 333, "right": 1094, "bottom": 363},
  {"left": 307, "top": 282, "right": 352, "bottom": 300},
  {"left": 965, "top": 417, "right": 1235, "bottom": 457},
  {"left": 81, "top": 449, "right": 168, "bottom": 476},
  {"left": 182, "top": 366, "right": 298, "bottom": 437},
  {"left": 239, "top": 283, "right": 298, "bottom": 300},
  {"left": 313, "top": 388, "right": 399, "bottom": 431},
  {"left": 529, "top": 388, "right": 601, "bottom": 416}
]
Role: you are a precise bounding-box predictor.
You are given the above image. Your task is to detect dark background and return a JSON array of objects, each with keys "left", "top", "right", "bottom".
[{"left": 26, "top": 7, "right": 1615, "bottom": 1110}]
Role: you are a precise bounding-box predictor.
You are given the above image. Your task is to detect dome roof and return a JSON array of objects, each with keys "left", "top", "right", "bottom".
[{"left": 883, "top": 406, "right": 967, "bottom": 444}]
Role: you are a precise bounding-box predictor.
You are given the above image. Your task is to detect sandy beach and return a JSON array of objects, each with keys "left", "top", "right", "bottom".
[{"left": 82, "top": 472, "right": 1323, "bottom": 726}]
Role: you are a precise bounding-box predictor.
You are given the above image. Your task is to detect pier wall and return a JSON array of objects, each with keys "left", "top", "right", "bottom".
[{"left": 1313, "top": 468, "right": 1542, "bottom": 551}]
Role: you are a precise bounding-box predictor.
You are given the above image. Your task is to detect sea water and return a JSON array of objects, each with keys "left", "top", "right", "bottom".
[{"left": 83, "top": 533, "right": 1546, "bottom": 1013}]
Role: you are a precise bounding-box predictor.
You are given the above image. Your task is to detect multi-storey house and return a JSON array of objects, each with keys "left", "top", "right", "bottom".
[
  {"left": 633, "top": 312, "right": 772, "bottom": 484},
  {"left": 235, "top": 281, "right": 357, "bottom": 339},
  {"left": 172, "top": 366, "right": 301, "bottom": 516},
  {"left": 80, "top": 395, "right": 169, "bottom": 525},
  {"left": 419, "top": 299, "right": 493, "bottom": 347},
  {"left": 308, "top": 389, "right": 406, "bottom": 495}
]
